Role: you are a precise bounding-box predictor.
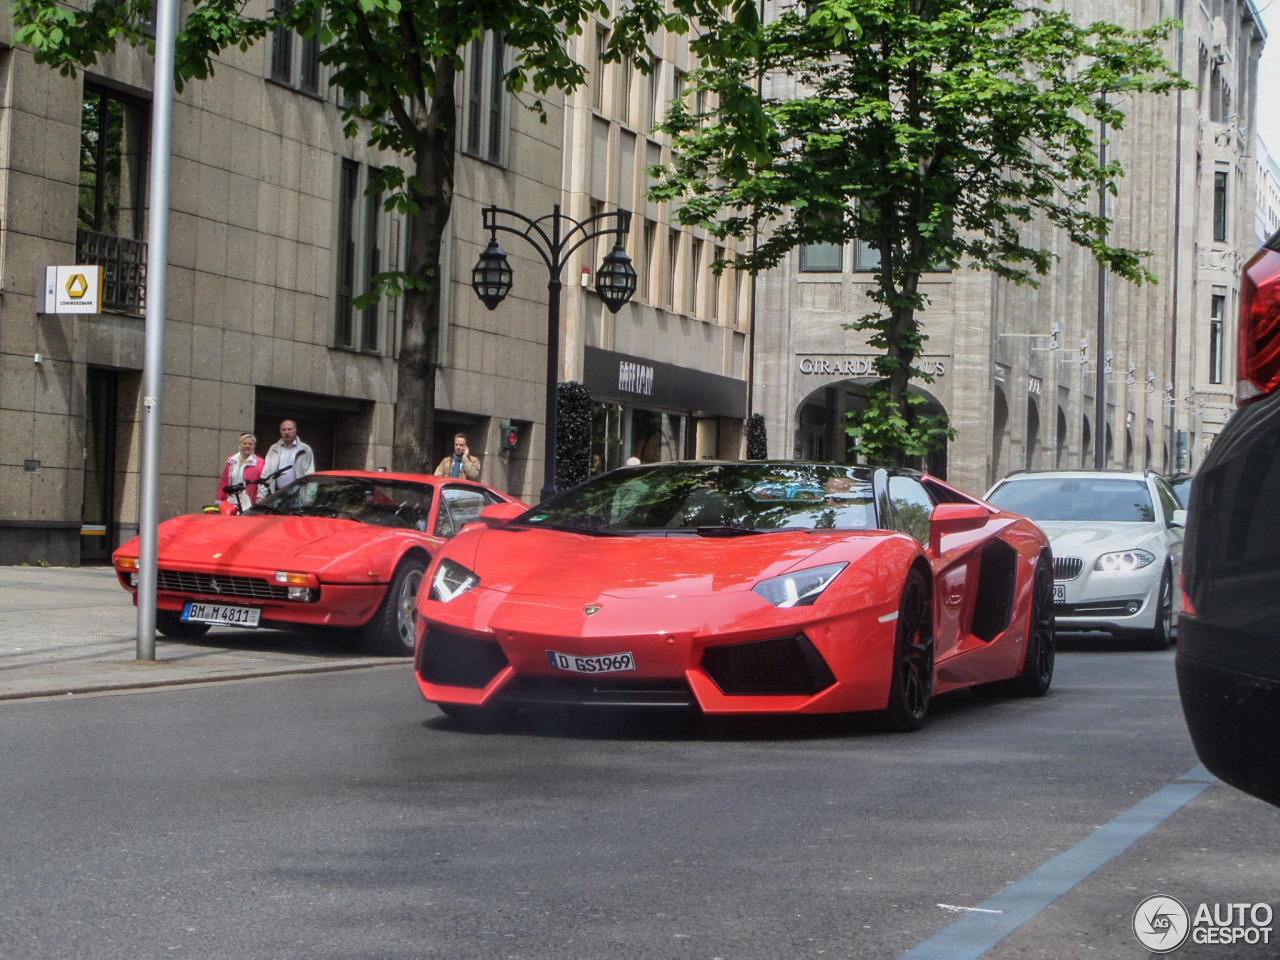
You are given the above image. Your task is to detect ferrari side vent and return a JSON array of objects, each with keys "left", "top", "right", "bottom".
[
  {"left": 418, "top": 627, "right": 509, "bottom": 688},
  {"left": 971, "top": 540, "right": 1018, "bottom": 643},
  {"left": 701, "top": 635, "right": 836, "bottom": 696},
  {"left": 1053, "top": 557, "right": 1084, "bottom": 581}
]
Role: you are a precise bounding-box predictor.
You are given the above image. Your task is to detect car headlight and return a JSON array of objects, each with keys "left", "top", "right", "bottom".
[
  {"left": 429, "top": 558, "right": 480, "bottom": 602},
  {"left": 1093, "top": 549, "right": 1156, "bottom": 573},
  {"left": 753, "top": 562, "right": 847, "bottom": 608}
]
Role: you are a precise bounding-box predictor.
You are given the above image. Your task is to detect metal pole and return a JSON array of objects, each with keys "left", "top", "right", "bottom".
[
  {"left": 136, "top": 0, "right": 179, "bottom": 661},
  {"left": 1094, "top": 104, "right": 1108, "bottom": 471},
  {"left": 541, "top": 205, "right": 563, "bottom": 502}
]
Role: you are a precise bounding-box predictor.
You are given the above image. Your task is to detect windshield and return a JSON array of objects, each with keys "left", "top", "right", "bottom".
[
  {"left": 517, "top": 462, "right": 877, "bottom": 534},
  {"left": 987, "top": 477, "right": 1154, "bottom": 523},
  {"left": 247, "top": 475, "right": 434, "bottom": 529}
]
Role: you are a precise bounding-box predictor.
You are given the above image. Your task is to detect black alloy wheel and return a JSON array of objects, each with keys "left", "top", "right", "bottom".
[
  {"left": 155, "top": 609, "right": 211, "bottom": 639},
  {"left": 1008, "top": 556, "right": 1056, "bottom": 696},
  {"left": 362, "top": 558, "right": 426, "bottom": 656},
  {"left": 881, "top": 567, "right": 934, "bottom": 732},
  {"left": 1144, "top": 565, "right": 1173, "bottom": 651}
]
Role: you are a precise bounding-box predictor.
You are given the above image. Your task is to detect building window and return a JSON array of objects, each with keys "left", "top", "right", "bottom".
[
  {"left": 78, "top": 84, "right": 149, "bottom": 313},
  {"left": 593, "top": 27, "right": 608, "bottom": 113},
  {"left": 800, "top": 242, "right": 842, "bottom": 272},
  {"left": 649, "top": 59, "right": 663, "bottom": 128},
  {"left": 641, "top": 219, "right": 655, "bottom": 302},
  {"left": 690, "top": 238, "right": 704, "bottom": 316},
  {"left": 1213, "top": 171, "right": 1228, "bottom": 243},
  {"left": 464, "top": 32, "right": 508, "bottom": 164},
  {"left": 334, "top": 161, "right": 385, "bottom": 353},
  {"left": 269, "top": 0, "right": 321, "bottom": 94},
  {"left": 1209, "top": 293, "right": 1225, "bottom": 384},
  {"left": 668, "top": 228, "right": 680, "bottom": 311}
]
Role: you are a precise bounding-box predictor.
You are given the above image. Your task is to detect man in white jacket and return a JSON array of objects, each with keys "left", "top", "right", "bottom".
[{"left": 262, "top": 419, "right": 315, "bottom": 493}]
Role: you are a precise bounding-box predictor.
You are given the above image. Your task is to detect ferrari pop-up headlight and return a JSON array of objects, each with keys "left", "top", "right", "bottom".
[
  {"left": 430, "top": 558, "right": 480, "bottom": 602},
  {"left": 753, "top": 562, "right": 848, "bottom": 608},
  {"left": 1093, "top": 549, "right": 1156, "bottom": 573}
]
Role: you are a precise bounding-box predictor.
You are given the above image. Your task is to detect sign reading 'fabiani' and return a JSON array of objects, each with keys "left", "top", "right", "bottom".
[
  {"left": 798, "top": 355, "right": 949, "bottom": 378},
  {"left": 618, "top": 361, "right": 655, "bottom": 396}
]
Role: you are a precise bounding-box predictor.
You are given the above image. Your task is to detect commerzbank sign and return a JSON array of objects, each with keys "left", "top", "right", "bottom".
[{"left": 798, "top": 354, "right": 950, "bottom": 378}]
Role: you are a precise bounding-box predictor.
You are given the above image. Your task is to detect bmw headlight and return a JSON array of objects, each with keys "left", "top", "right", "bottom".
[
  {"left": 1093, "top": 549, "right": 1156, "bottom": 573},
  {"left": 753, "top": 562, "right": 848, "bottom": 608},
  {"left": 429, "top": 558, "right": 480, "bottom": 602}
]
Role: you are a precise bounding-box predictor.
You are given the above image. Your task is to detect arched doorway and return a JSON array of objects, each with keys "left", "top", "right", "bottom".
[
  {"left": 991, "top": 386, "right": 1010, "bottom": 487},
  {"left": 1025, "top": 398, "right": 1040, "bottom": 471},
  {"left": 1056, "top": 407, "right": 1068, "bottom": 468},
  {"left": 1081, "top": 416, "right": 1092, "bottom": 468},
  {"left": 795, "top": 380, "right": 950, "bottom": 477}
]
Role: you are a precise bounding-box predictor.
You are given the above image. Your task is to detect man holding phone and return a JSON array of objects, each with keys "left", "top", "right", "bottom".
[{"left": 434, "top": 432, "right": 481, "bottom": 480}]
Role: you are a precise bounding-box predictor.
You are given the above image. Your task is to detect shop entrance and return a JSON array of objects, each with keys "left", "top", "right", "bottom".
[{"left": 795, "top": 380, "right": 949, "bottom": 479}]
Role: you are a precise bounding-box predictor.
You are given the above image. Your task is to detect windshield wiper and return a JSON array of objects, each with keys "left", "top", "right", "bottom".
[
  {"left": 537, "top": 519, "right": 626, "bottom": 536},
  {"left": 694, "top": 525, "right": 764, "bottom": 537}
]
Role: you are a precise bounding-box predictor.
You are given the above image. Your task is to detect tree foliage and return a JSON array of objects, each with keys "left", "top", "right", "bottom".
[
  {"left": 654, "top": 0, "right": 1189, "bottom": 466},
  {"left": 745, "top": 412, "right": 768, "bottom": 458},
  {"left": 11, "top": 0, "right": 739, "bottom": 473}
]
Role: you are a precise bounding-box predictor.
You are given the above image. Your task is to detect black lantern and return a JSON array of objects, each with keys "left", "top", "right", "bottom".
[
  {"left": 595, "top": 241, "right": 637, "bottom": 314},
  {"left": 471, "top": 238, "right": 513, "bottom": 310}
]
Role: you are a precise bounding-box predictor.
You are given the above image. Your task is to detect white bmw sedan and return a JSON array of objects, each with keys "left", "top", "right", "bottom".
[{"left": 984, "top": 471, "right": 1186, "bottom": 649}]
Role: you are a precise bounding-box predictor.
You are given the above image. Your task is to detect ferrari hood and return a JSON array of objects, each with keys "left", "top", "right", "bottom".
[
  {"left": 1034, "top": 520, "right": 1163, "bottom": 556},
  {"left": 149, "top": 513, "right": 381, "bottom": 568},
  {"left": 464, "top": 526, "right": 888, "bottom": 599}
]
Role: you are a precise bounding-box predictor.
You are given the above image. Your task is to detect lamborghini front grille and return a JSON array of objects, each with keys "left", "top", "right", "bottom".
[
  {"left": 418, "top": 627, "right": 509, "bottom": 688},
  {"left": 701, "top": 635, "right": 836, "bottom": 696}
]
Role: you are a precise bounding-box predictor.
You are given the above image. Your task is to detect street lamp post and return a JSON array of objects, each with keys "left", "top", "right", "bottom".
[{"left": 471, "top": 204, "right": 636, "bottom": 502}]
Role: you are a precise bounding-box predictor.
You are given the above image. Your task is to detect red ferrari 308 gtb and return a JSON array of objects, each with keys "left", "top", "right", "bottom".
[
  {"left": 415, "top": 461, "right": 1055, "bottom": 730},
  {"left": 112, "top": 471, "right": 525, "bottom": 656}
]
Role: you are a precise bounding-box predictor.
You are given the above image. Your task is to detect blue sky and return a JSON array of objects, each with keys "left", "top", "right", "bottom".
[{"left": 1257, "top": 2, "right": 1278, "bottom": 151}]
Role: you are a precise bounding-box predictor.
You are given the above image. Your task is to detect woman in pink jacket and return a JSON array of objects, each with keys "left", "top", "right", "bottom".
[{"left": 216, "top": 433, "right": 264, "bottom": 513}]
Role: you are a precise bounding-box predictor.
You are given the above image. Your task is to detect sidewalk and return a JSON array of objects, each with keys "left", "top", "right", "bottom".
[{"left": 0, "top": 566, "right": 394, "bottom": 700}]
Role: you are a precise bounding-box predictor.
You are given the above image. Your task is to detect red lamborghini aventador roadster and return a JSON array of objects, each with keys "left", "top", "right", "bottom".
[
  {"left": 414, "top": 461, "right": 1055, "bottom": 730},
  {"left": 113, "top": 471, "right": 524, "bottom": 656}
]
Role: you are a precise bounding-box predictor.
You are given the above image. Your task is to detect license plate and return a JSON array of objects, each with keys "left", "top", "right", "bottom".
[
  {"left": 1053, "top": 584, "right": 1066, "bottom": 603},
  {"left": 183, "top": 601, "right": 261, "bottom": 628},
  {"left": 546, "top": 650, "right": 635, "bottom": 674}
]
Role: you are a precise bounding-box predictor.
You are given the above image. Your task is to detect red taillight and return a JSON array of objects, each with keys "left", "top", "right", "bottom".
[{"left": 1238, "top": 245, "right": 1280, "bottom": 403}]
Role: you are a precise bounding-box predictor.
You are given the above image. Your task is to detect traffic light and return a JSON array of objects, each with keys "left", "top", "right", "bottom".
[{"left": 500, "top": 422, "right": 518, "bottom": 450}]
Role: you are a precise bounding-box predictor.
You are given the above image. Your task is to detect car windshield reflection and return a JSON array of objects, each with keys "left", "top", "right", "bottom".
[
  {"left": 517, "top": 463, "right": 877, "bottom": 534},
  {"left": 246, "top": 476, "right": 435, "bottom": 530},
  {"left": 988, "top": 478, "right": 1155, "bottom": 523}
]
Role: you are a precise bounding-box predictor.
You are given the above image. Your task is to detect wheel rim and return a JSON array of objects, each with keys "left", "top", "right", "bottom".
[
  {"left": 1032, "top": 562, "right": 1055, "bottom": 680},
  {"left": 1158, "top": 569, "right": 1172, "bottom": 638},
  {"left": 898, "top": 576, "right": 934, "bottom": 719},
  {"left": 395, "top": 569, "right": 424, "bottom": 645}
]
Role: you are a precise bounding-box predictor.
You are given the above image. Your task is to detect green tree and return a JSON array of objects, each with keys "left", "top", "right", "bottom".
[
  {"left": 11, "top": 0, "right": 729, "bottom": 470},
  {"left": 654, "top": 0, "right": 1189, "bottom": 465}
]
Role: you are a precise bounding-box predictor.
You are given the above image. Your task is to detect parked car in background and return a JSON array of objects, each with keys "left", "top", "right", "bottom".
[
  {"left": 1167, "top": 473, "right": 1194, "bottom": 509},
  {"left": 113, "top": 471, "right": 525, "bottom": 656},
  {"left": 1178, "top": 228, "right": 1280, "bottom": 808},
  {"left": 415, "top": 461, "right": 1055, "bottom": 732},
  {"left": 984, "top": 470, "right": 1185, "bottom": 648}
]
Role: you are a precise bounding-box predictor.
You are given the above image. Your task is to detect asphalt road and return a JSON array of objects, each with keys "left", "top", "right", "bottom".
[{"left": 1, "top": 645, "right": 1277, "bottom": 960}]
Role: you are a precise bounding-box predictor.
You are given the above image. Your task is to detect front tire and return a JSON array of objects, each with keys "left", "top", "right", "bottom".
[
  {"left": 155, "top": 609, "right": 210, "bottom": 639},
  {"left": 1143, "top": 565, "right": 1173, "bottom": 651},
  {"left": 361, "top": 558, "right": 425, "bottom": 656},
  {"left": 1007, "top": 556, "right": 1055, "bottom": 696},
  {"left": 880, "top": 567, "right": 934, "bottom": 732}
]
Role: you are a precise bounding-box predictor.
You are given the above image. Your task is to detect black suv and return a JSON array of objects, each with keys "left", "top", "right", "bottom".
[{"left": 1177, "top": 228, "right": 1280, "bottom": 807}]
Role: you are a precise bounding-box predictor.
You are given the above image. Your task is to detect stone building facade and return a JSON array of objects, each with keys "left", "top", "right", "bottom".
[
  {"left": 753, "top": 0, "right": 1266, "bottom": 497},
  {"left": 0, "top": 2, "right": 750, "bottom": 565}
]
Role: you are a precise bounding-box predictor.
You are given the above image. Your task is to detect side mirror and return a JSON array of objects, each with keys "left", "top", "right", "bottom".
[
  {"left": 1171, "top": 508, "right": 1187, "bottom": 528},
  {"left": 929, "top": 502, "right": 991, "bottom": 555},
  {"left": 458, "top": 502, "right": 527, "bottom": 536}
]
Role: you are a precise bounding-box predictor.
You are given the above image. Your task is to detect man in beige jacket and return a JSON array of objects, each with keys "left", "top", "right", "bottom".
[{"left": 434, "top": 433, "right": 481, "bottom": 480}]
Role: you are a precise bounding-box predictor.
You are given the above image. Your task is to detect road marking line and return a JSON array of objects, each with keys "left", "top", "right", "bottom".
[
  {"left": 937, "top": 905, "right": 1004, "bottom": 915},
  {"left": 899, "top": 766, "right": 1216, "bottom": 960}
]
